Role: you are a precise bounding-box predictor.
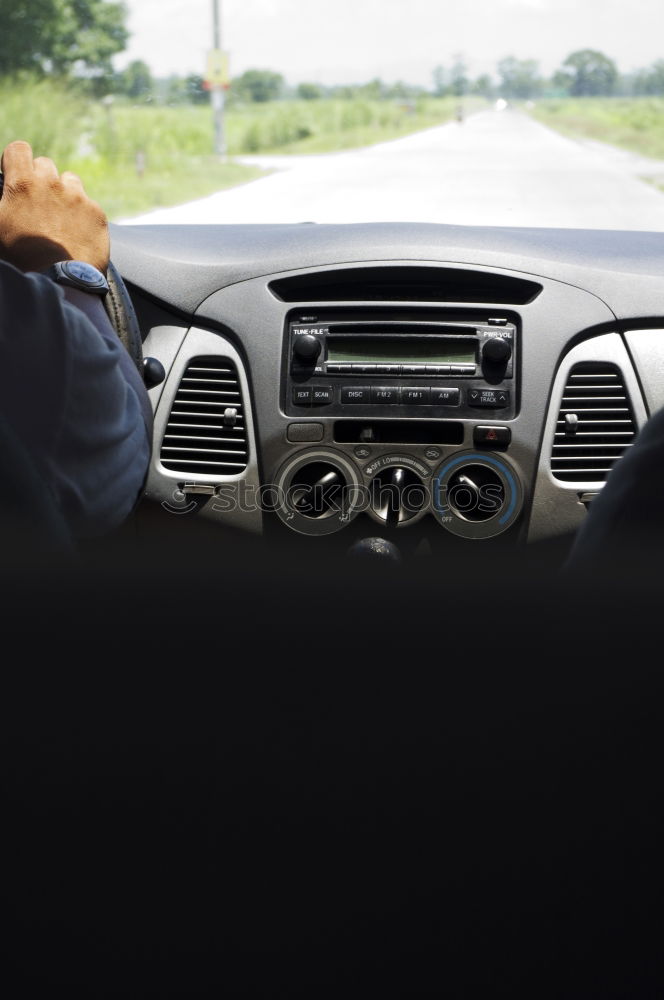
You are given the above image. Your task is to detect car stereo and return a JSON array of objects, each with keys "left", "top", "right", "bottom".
[{"left": 285, "top": 313, "right": 517, "bottom": 419}]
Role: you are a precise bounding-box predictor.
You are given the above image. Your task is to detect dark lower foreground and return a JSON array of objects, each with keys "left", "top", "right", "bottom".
[{"left": 2, "top": 531, "right": 664, "bottom": 997}]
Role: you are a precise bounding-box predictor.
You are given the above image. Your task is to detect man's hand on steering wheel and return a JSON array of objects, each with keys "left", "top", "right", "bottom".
[
  {"left": 0, "top": 139, "right": 147, "bottom": 373},
  {"left": 0, "top": 139, "right": 109, "bottom": 275}
]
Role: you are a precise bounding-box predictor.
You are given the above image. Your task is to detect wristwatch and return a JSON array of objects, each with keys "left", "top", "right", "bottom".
[{"left": 45, "top": 260, "right": 109, "bottom": 297}]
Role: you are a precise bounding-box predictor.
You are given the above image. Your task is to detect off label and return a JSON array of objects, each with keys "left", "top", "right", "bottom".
[{"left": 364, "top": 454, "right": 430, "bottom": 478}]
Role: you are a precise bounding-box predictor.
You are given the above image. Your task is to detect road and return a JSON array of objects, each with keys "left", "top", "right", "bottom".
[{"left": 121, "top": 109, "right": 664, "bottom": 230}]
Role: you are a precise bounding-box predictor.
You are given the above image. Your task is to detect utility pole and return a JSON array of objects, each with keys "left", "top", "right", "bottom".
[{"left": 211, "top": 0, "right": 226, "bottom": 157}]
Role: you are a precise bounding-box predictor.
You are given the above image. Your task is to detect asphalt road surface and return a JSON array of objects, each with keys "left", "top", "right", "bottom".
[{"left": 122, "top": 108, "right": 664, "bottom": 230}]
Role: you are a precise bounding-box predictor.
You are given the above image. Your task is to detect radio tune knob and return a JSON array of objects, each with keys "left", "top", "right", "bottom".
[
  {"left": 482, "top": 337, "right": 512, "bottom": 364},
  {"left": 293, "top": 334, "right": 322, "bottom": 363}
]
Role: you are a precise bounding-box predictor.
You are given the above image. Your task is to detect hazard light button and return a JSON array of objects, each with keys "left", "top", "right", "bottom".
[{"left": 473, "top": 425, "right": 511, "bottom": 448}]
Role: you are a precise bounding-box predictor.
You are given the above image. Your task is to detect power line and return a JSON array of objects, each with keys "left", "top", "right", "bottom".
[{"left": 211, "top": 0, "right": 226, "bottom": 157}]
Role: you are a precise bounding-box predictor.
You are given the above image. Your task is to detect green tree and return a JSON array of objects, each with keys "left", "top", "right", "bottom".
[
  {"left": 159, "top": 74, "right": 188, "bottom": 104},
  {"left": 0, "top": 0, "right": 128, "bottom": 82},
  {"left": 384, "top": 80, "right": 424, "bottom": 100},
  {"left": 497, "top": 57, "right": 542, "bottom": 99},
  {"left": 450, "top": 55, "right": 468, "bottom": 98},
  {"left": 638, "top": 60, "right": 664, "bottom": 96},
  {"left": 296, "top": 82, "right": 324, "bottom": 100},
  {"left": 185, "top": 74, "right": 209, "bottom": 105},
  {"left": 557, "top": 49, "right": 618, "bottom": 96},
  {"left": 471, "top": 74, "right": 494, "bottom": 99},
  {"left": 358, "top": 78, "right": 386, "bottom": 100},
  {"left": 432, "top": 65, "right": 450, "bottom": 97},
  {"left": 117, "top": 59, "right": 152, "bottom": 100},
  {"left": 232, "top": 69, "right": 284, "bottom": 103}
]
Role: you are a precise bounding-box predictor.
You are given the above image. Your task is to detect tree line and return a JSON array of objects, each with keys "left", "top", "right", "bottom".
[
  {"left": 433, "top": 51, "right": 664, "bottom": 100},
  {"left": 1, "top": 2, "right": 663, "bottom": 103},
  {"left": 127, "top": 51, "right": 664, "bottom": 107}
]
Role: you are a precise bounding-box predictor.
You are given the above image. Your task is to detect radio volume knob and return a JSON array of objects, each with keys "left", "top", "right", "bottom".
[
  {"left": 482, "top": 337, "right": 512, "bottom": 364},
  {"left": 293, "top": 334, "right": 322, "bottom": 363}
]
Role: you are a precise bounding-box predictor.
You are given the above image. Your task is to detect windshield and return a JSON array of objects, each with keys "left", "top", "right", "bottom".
[{"left": 2, "top": 0, "right": 664, "bottom": 229}]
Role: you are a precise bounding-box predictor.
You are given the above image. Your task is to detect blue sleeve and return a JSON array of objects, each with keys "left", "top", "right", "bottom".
[{"left": 0, "top": 261, "right": 152, "bottom": 538}]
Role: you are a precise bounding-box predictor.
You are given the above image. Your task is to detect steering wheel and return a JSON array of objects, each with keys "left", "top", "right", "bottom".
[{"left": 104, "top": 260, "right": 144, "bottom": 373}]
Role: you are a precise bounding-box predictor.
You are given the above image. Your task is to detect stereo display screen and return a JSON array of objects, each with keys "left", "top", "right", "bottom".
[{"left": 327, "top": 337, "right": 476, "bottom": 365}]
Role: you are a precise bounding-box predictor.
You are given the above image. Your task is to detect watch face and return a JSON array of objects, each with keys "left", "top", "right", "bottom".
[{"left": 63, "top": 260, "right": 104, "bottom": 284}]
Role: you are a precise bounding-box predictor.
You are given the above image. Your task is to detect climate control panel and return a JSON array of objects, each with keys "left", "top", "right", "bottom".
[{"left": 273, "top": 448, "right": 523, "bottom": 539}]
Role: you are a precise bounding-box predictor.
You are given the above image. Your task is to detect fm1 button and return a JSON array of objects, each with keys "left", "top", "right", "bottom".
[
  {"left": 474, "top": 425, "right": 511, "bottom": 448},
  {"left": 401, "top": 387, "right": 431, "bottom": 405},
  {"left": 311, "top": 386, "right": 334, "bottom": 406}
]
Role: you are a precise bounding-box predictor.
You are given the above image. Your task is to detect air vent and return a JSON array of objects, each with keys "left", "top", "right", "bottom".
[
  {"left": 160, "top": 357, "right": 248, "bottom": 476},
  {"left": 551, "top": 363, "right": 637, "bottom": 483},
  {"left": 270, "top": 267, "right": 541, "bottom": 304}
]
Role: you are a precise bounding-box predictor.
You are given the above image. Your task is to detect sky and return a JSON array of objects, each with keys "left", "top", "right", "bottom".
[{"left": 115, "top": 0, "right": 664, "bottom": 86}]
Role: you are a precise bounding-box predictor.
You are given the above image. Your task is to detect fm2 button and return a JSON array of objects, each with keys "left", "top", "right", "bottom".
[{"left": 371, "top": 386, "right": 398, "bottom": 404}]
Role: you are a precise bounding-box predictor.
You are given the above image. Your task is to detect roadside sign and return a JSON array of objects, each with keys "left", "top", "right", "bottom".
[{"left": 206, "top": 49, "right": 230, "bottom": 89}]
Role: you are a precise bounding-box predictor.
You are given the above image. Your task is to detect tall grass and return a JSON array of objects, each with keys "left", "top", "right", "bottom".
[
  {"left": 0, "top": 78, "right": 486, "bottom": 217},
  {"left": 84, "top": 95, "right": 484, "bottom": 163},
  {"left": 0, "top": 80, "right": 265, "bottom": 218},
  {"left": 225, "top": 96, "right": 485, "bottom": 154},
  {"left": 530, "top": 97, "right": 664, "bottom": 161},
  {"left": 0, "top": 77, "right": 87, "bottom": 162}
]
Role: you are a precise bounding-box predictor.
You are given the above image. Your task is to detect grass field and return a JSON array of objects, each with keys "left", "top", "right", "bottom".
[
  {"left": 0, "top": 79, "right": 484, "bottom": 219},
  {"left": 225, "top": 95, "right": 485, "bottom": 154},
  {"left": 529, "top": 97, "right": 664, "bottom": 162}
]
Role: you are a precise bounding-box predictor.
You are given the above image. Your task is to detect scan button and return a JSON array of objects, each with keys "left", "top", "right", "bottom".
[{"left": 311, "top": 386, "right": 334, "bottom": 406}]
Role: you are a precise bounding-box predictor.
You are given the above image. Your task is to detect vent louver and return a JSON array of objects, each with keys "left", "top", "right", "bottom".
[
  {"left": 551, "top": 362, "right": 637, "bottom": 483},
  {"left": 160, "top": 357, "right": 248, "bottom": 475}
]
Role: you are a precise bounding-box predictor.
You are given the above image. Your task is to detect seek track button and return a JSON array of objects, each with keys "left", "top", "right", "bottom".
[{"left": 469, "top": 389, "right": 510, "bottom": 408}]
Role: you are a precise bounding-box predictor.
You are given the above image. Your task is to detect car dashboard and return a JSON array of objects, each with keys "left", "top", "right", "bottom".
[{"left": 109, "top": 220, "right": 664, "bottom": 564}]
